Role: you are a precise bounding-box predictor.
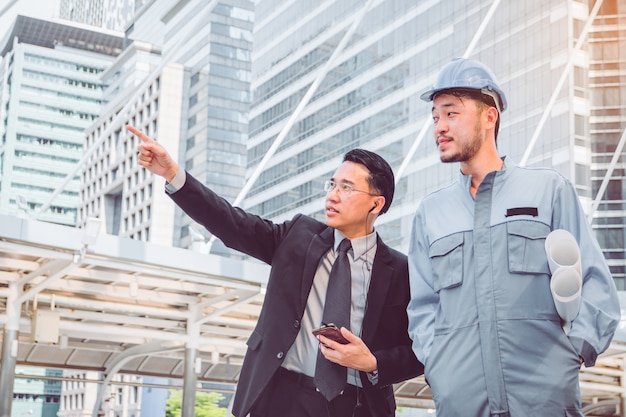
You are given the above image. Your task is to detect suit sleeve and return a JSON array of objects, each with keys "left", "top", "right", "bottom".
[
  {"left": 167, "top": 171, "right": 290, "bottom": 264},
  {"left": 368, "top": 337, "right": 424, "bottom": 387},
  {"left": 363, "top": 249, "right": 424, "bottom": 387}
]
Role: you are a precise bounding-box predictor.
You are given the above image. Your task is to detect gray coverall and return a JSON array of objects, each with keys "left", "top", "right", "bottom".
[{"left": 407, "top": 158, "right": 620, "bottom": 417}]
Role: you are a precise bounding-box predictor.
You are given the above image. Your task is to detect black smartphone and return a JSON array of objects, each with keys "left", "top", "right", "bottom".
[{"left": 312, "top": 323, "right": 349, "bottom": 344}]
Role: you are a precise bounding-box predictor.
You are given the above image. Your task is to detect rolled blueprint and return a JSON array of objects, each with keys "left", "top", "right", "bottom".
[
  {"left": 545, "top": 229, "right": 581, "bottom": 275},
  {"left": 549, "top": 265, "right": 582, "bottom": 323},
  {"left": 545, "top": 229, "right": 582, "bottom": 332}
]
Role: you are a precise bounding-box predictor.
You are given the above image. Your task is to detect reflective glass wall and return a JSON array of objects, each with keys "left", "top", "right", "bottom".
[{"left": 247, "top": 0, "right": 625, "bottom": 286}]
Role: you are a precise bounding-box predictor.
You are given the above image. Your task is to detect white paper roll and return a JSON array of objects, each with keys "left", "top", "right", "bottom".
[
  {"left": 545, "top": 229, "right": 581, "bottom": 275},
  {"left": 545, "top": 229, "right": 582, "bottom": 332},
  {"left": 550, "top": 265, "right": 582, "bottom": 323}
]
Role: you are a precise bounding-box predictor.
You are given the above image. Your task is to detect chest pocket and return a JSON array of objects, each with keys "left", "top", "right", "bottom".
[
  {"left": 507, "top": 220, "right": 551, "bottom": 274},
  {"left": 429, "top": 233, "right": 464, "bottom": 292}
]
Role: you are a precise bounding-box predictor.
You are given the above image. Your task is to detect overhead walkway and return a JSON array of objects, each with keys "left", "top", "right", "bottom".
[
  {"left": 0, "top": 213, "right": 269, "bottom": 416},
  {"left": 0, "top": 213, "right": 624, "bottom": 416}
]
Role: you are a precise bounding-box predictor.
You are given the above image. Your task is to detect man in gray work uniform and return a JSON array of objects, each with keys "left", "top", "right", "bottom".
[{"left": 406, "top": 58, "right": 620, "bottom": 417}]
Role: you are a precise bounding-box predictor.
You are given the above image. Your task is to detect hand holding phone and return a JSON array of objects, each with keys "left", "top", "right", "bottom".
[{"left": 312, "top": 323, "right": 349, "bottom": 344}]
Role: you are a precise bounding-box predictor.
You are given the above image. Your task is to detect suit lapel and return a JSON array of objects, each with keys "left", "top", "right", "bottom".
[
  {"left": 361, "top": 236, "right": 394, "bottom": 341},
  {"left": 300, "top": 227, "right": 334, "bottom": 308}
]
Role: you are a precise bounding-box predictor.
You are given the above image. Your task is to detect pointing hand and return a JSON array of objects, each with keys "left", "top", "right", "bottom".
[{"left": 127, "top": 125, "right": 179, "bottom": 182}]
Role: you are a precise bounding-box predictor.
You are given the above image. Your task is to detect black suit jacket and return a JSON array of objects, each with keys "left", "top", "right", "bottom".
[{"left": 170, "top": 173, "right": 423, "bottom": 417}]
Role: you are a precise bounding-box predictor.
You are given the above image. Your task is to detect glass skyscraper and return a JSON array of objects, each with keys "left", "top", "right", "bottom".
[
  {"left": 59, "top": 0, "right": 149, "bottom": 31},
  {"left": 246, "top": 0, "right": 625, "bottom": 287},
  {"left": 589, "top": 0, "right": 626, "bottom": 287},
  {"left": 79, "top": 0, "right": 253, "bottom": 252},
  {"left": 12, "top": 367, "right": 62, "bottom": 417},
  {"left": 0, "top": 16, "right": 122, "bottom": 226}
]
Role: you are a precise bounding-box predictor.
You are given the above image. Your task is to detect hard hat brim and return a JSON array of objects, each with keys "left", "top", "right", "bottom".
[
  {"left": 419, "top": 86, "right": 507, "bottom": 113},
  {"left": 419, "top": 88, "right": 442, "bottom": 102},
  {"left": 420, "top": 89, "right": 441, "bottom": 101}
]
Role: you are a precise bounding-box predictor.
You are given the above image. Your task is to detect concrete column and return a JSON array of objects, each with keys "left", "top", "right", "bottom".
[
  {"left": 0, "top": 283, "right": 21, "bottom": 417},
  {"left": 0, "top": 328, "right": 18, "bottom": 417},
  {"left": 181, "top": 346, "right": 198, "bottom": 417}
]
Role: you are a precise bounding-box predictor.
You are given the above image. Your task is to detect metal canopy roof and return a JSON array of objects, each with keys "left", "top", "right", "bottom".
[
  {"left": 1, "top": 213, "right": 625, "bottom": 414},
  {"left": 0, "top": 214, "right": 268, "bottom": 385}
]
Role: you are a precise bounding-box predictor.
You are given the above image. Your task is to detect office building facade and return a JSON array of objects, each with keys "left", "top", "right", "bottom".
[
  {"left": 246, "top": 0, "right": 626, "bottom": 287},
  {"left": 589, "top": 0, "right": 626, "bottom": 286},
  {"left": 0, "top": 16, "right": 122, "bottom": 226},
  {"left": 11, "top": 367, "right": 62, "bottom": 417},
  {"left": 78, "top": 0, "right": 253, "bottom": 252},
  {"left": 59, "top": 0, "right": 106, "bottom": 27},
  {"left": 57, "top": 371, "right": 142, "bottom": 417},
  {"left": 59, "top": 0, "right": 149, "bottom": 31},
  {"left": 57, "top": 371, "right": 100, "bottom": 417}
]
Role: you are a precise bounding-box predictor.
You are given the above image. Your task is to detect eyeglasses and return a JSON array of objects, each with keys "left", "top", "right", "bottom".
[{"left": 324, "top": 180, "right": 379, "bottom": 197}]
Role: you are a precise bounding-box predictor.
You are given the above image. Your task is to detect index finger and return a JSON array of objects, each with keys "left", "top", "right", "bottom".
[
  {"left": 126, "top": 125, "right": 151, "bottom": 143},
  {"left": 339, "top": 327, "right": 357, "bottom": 343}
]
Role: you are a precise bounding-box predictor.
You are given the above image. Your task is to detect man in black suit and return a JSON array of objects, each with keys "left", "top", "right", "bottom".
[{"left": 128, "top": 125, "right": 423, "bottom": 417}]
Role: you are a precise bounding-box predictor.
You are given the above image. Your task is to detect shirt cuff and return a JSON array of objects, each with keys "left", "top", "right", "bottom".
[
  {"left": 165, "top": 169, "right": 186, "bottom": 194},
  {"left": 366, "top": 369, "right": 379, "bottom": 385}
]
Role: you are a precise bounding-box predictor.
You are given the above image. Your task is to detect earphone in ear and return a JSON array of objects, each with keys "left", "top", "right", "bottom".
[{"left": 369, "top": 202, "right": 378, "bottom": 213}]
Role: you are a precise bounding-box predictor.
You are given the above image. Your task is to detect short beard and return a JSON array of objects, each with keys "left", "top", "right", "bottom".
[{"left": 440, "top": 118, "right": 483, "bottom": 163}]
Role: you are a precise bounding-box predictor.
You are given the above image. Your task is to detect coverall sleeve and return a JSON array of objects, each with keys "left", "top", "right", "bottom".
[
  {"left": 406, "top": 208, "right": 439, "bottom": 365},
  {"left": 553, "top": 178, "right": 620, "bottom": 367}
]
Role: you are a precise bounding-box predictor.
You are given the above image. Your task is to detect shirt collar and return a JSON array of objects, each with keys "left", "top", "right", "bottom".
[
  {"left": 459, "top": 155, "right": 511, "bottom": 190},
  {"left": 333, "top": 229, "right": 377, "bottom": 260}
]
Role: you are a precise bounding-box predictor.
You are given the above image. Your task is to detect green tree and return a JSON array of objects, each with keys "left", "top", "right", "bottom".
[{"left": 165, "top": 390, "right": 227, "bottom": 417}]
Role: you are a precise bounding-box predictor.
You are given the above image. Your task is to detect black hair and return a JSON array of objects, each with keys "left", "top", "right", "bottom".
[{"left": 343, "top": 149, "right": 395, "bottom": 215}]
